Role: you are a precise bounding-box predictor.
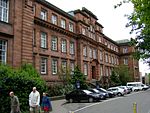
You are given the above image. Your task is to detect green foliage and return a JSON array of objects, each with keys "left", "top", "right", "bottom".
[
  {"left": 48, "top": 84, "right": 74, "bottom": 96},
  {"left": 114, "top": 65, "right": 131, "bottom": 85},
  {"left": 116, "top": 0, "right": 150, "bottom": 65},
  {"left": 0, "top": 64, "right": 47, "bottom": 113},
  {"left": 58, "top": 66, "right": 71, "bottom": 85},
  {"left": 110, "top": 70, "right": 121, "bottom": 86},
  {"left": 71, "top": 66, "right": 88, "bottom": 89}
]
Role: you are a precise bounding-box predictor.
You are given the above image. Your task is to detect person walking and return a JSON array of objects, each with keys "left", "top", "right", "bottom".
[
  {"left": 41, "top": 92, "right": 52, "bottom": 113},
  {"left": 29, "top": 87, "right": 40, "bottom": 113},
  {"left": 9, "top": 91, "right": 21, "bottom": 113}
]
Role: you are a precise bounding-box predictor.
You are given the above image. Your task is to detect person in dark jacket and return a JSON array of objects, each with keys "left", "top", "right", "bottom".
[
  {"left": 9, "top": 91, "right": 21, "bottom": 113},
  {"left": 41, "top": 92, "right": 52, "bottom": 113}
]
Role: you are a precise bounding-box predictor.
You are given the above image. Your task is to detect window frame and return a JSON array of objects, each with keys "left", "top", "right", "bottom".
[
  {"left": 70, "top": 41, "right": 75, "bottom": 55},
  {"left": 52, "top": 58, "right": 58, "bottom": 75},
  {"left": 61, "top": 39, "right": 67, "bottom": 53},
  {"left": 40, "top": 9, "right": 47, "bottom": 21},
  {"left": 40, "top": 32, "right": 47, "bottom": 49},
  {"left": 51, "top": 35, "right": 58, "bottom": 51},
  {"left": 51, "top": 14, "right": 57, "bottom": 25},
  {"left": 0, "top": 0, "right": 9, "bottom": 22},
  {"left": 40, "top": 57, "right": 47, "bottom": 75},
  {"left": 60, "top": 18, "right": 66, "bottom": 29},
  {"left": 0, "top": 40, "right": 7, "bottom": 64}
]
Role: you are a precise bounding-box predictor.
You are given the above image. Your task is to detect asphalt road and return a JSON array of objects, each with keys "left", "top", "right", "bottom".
[{"left": 51, "top": 89, "right": 150, "bottom": 113}]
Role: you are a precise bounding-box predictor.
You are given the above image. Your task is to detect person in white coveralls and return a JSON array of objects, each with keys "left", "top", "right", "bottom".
[{"left": 29, "top": 87, "right": 40, "bottom": 113}]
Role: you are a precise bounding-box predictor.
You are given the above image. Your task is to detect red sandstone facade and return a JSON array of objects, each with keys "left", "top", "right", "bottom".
[{"left": 0, "top": 0, "right": 140, "bottom": 85}]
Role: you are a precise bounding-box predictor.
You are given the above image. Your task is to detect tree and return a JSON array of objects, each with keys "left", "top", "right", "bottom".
[
  {"left": 114, "top": 65, "right": 131, "bottom": 85},
  {"left": 115, "top": 0, "right": 150, "bottom": 65},
  {"left": 110, "top": 70, "right": 121, "bottom": 86},
  {"left": 71, "top": 66, "right": 88, "bottom": 89}
]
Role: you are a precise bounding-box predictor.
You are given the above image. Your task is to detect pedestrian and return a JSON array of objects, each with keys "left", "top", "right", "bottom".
[
  {"left": 41, "top": 92, "right": 52, "bottom": 113},
  {"left": 9, "top": 91, "right": 21, "bottom": 113},
  {"left": 29, "top": 87, "right": 40, "bottom": 113}
]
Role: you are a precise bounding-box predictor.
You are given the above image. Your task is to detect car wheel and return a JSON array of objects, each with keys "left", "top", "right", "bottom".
[
  {"left": 69, "top": 98, "right": 73, "bottom": 103},
  {"left": 88, "top": 97, "right": 94, "bottom": 103},
  {"left": 117, "top": 93, "right": 122, "bottom": 96}
]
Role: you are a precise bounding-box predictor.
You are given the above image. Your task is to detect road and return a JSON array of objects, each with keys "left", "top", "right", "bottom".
[{"left": 51, "top": 89, "right": 150, "bottom": 113}]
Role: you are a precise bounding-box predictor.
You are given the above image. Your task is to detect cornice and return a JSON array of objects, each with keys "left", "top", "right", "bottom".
[{"left": 34, "top": 17, "right": 77, "bottom": 38}]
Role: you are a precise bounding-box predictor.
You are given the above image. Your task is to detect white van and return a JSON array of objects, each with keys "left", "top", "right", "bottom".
[{"left": 127, "top": 82, "right": 143, "bottom": 91}]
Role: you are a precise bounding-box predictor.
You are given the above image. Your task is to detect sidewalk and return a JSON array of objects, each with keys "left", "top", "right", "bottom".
[{"left": 51, "top": 99, "right": 69, "bottom": 113}]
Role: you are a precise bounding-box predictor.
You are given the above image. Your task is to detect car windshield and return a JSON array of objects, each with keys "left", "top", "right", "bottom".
[
  {"left": 93, "top": 89, "right": 99, "bottom": 93},
  {"left": 83, "top": 90, "right": 92, "bottom": 94}
]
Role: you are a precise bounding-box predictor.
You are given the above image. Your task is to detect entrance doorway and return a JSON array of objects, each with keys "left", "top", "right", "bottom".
[{"left": 92, "top": 66, "right": 96, "bottom": 79}]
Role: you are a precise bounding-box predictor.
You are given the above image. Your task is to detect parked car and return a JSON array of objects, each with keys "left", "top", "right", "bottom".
[
  {"left": 88, "top": 88, "right": 107, "bottom": 99},
  {"left": 119, "top": 86, "right": 131, "bottom": 94},
  {"left": 96, "top": 88, "right": 115, "bottom": 98},
  {"left": 65, "top": 89, "right": 102, "bottom": 103},
  {"left": 141, "top": 84, "right": 149, "bottom": 90},
  {"left": 107, "top": 87, "right": 125, "bottom": 96},
  {"left": 127, "top": 82, "right": 143, "bottom": 91}
]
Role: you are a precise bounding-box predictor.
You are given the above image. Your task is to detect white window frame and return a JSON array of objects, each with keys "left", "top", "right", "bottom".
[
  {"left": 61, "top": 60, "right": 67, "bottom": 74},
  {"left": 83, "top": 46, "right": 87, "bottom": 57},
  {"left": 89, "top": 48, "right": 92, "bottom": 58},
  {"left": 70, "top": 42, "right": 74, "bottom": 55},
  {"left": 70, "top": 61, "right": 75, "bottom": 75},
  {"left": 40, "top": 57, "right": 47, "bottom": 74},
  {"left": 0, "top": 40, "right": 7, "bottom": 64},
  {"left": 82, "top": 27, "right": 86, "bottom": 35},
  {"left": 40, "top": 9, "right": 47, "bottom": 21},
  {"left": 52, "top": 59, "right": 58, "bottom": 74},
  {"left": 84, "top": 63, "right": 88, "bottom": 76},
  {"left": 61, "top": 39, "right": 67, "bottom": 53},
  {"left": 105, "top": 54, "right": 108, "bottom": 63},
  {"left": 60, "top": 19, "right": 66, "bottom": 29},
  {"left": 51, "top": 36, "right": 57, "bottom": 51},
  {"left": 123, "top": 47, "right": 128, "bottom": 53},
  {"left": 93, "top": 49, "right": 97, "bottom": 59},
  {"left": 41, "top": 32, "right": 47, "bottom": 48},
  {"left": 0, "top": 0, "right": 9, "bottom": 22},
  {"left": 100, "top": 51, "right": 103, "bottom": 61},
  {"left": 69, "top": 22, "right": 74, "bottom": 32},
  {"left": 51, "top": 14, "right": 57, "bottom": 25},
  {"left": 124, "top": 58, "right": 128, "bottom": 65}
]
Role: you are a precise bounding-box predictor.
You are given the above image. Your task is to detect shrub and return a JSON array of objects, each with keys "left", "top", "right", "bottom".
[{"left": 0, "top": 64, "right": 47, "bottom": 113}]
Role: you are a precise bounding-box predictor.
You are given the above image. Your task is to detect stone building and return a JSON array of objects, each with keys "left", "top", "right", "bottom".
[{"left": 0, "top": 0, "right": 140, "bottom": 85}]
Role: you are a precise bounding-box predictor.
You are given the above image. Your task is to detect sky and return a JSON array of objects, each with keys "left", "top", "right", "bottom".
[{"left": 46, "top": 0, "right": 150, "bottom": 75}]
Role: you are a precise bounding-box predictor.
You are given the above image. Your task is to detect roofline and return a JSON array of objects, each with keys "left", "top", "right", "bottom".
[{"left": 36, "top": 0, "right": 76, "bottom": 22}]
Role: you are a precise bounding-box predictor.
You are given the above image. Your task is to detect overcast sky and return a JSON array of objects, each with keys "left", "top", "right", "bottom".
[{"left": 46, "top": 0, "right": 150, "bottom": 76}]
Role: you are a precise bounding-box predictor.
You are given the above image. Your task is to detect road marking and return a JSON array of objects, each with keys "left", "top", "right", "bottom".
[
  {"left": 72, "top": 97, "right": 121, "bottom": 113},
  {"left": 72, "top": 91, "right": 141, "bottom": 113}
]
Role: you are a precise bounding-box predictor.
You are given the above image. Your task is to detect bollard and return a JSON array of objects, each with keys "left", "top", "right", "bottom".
[{"left": 133, "top": 102, "right": 137, "bottom": 113}]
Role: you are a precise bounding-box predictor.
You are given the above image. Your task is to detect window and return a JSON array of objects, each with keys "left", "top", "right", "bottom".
[
  {"left": 112, "top": 56, "right": 114, "bottom": 64},
  {"left": 70, "top": 42, "right": 74, "bottom": 55},
  {"left": 41, "top": 32, "right": 47, "bottom": 48},
  {"left": 89, "top": 48, "right": 92, "bottom": 58},
  {"left": 83, "top": 46, "right": 87, "bottom": 57},
  {"left": 61, "top": 61, "right": 67, "bottom": 74},
  {"left": 52, "top": 59, "right": 58, "bottom": 74},
  {"left": 0, "top": 40, "right": 7, "bottom": 64},
  {"left": 82, "top": 28, "right": 86, "bottom": 35},
  {"left": 69, "top": 22, "right": 74, "bottom": 32},
  {"left": 51, "top": 14, "right": 57, "bottom": 25},
  {"left": 93, "top": 49, "right": 97, "bottom": 59},
  {"left": 0, "top": 0, "right": 9, "bottom": 22},
  {"left": 40, "top": 9, "right": 47, "bottom": 21},
  {"left": 61, "top": 39, "right": 67, "bottom": 53},
  {"left": 33, "top": 29, "right": 36, "bottom": 46},
  {"left": 70, "top": 61, "right": 75, "bottom": 75},
  {"left": 105, "top": 53, "right": 108, "bottom": 63},
  {"left": 51, "top": 36, "right": 57, "bottom": 51},
  {"left": 40, "top": 57, "right": 47, "bottom": 74},
  {"left": 84, "top": 63, "right": 88, "bottom": 76},
  {"left": 60, "top": 19, "right": 66, "bottom": 29},
  {"left": 100, "top": 51, "right": 103, "bottom": 61},
  {"left": 123, "top": 47, "right": 128, "bottom": 53},
  {"left": 109, "top": 55, "right": 111, "bottom": 63},
  {"left": 106, "top": 67, "right": 109, "bottom": 76},
  {"left": 100, "top": 65, "right": 103, "bottom": 76},
  {"left": 124, "top": 58, "right": 128, "bottom": 65}
]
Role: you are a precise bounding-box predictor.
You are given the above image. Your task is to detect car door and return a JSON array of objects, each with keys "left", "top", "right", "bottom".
[{"left": 78, "top": 91, "right": 88, "bottom": 101}]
